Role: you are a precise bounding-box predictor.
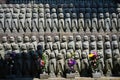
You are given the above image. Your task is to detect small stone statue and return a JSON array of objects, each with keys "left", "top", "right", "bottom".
[
  {"left": 4, "top": 44, "right": 12, "bottom": 54},
  {"left": 104, "top": 35, "right": 111, "bottom": 50},
  {"left": 51, "top": 13, "right": 58, "bottom": 32},
  {"left": 82, "top": 36, "right": 89, "bottom": 55},
  {"left": 74, "top": 43, "right": 81, "bottom": 76},
  {"left": 104, "top": 43, "right": 113, "bottom": 76},
  {"left": 32, "top": 12, "right": 38, "bottom": 32},
  {"left": 78, "top": 13, "right": 84, "bottom": 32},
  {"left": 80, "top": 52, "right": 89, "bottom": 77},
  {"left": 90, "top": 35, "right": 97, "bottom": 52},
  {"left": 111, "top": 35, "right": 118, "bottom": 50},
  {"left": 31, "top": 36, "right": 38, "bottom": 50},
  {"left": 2, "top": 36, "right": 8, "bottom": 49},
  {"left": 9, "top": 36, "right": 16, "bottom": 47},
  {"left": 17, "top": 36, "right": 23, "bottom": 49},
  {"left": 58, "top": 13, "right": 64, "bottom": 32},
  {"left": 91, "top": 13, "right": 98, "bottom": 32},
  {"left": 0, "top": 9, "right": 5, "bottom": 33},
  {"left": 18, "top": 13, "right": 25, "bottom": 33},
  {"left": 45, "top": 13, "right": 51, "bottom": 32},
  {"left": 56, "top": 52, "right": 64, "bottom": 77},
  {"left": 61, "top": 36, "right": 67, "bottom": 49},
  {"left": 48, "top": 44, "right": 57, "bottom": 77},
  {"left": 117, "top": 13, "right": 120, "bottom": 31},
  {"left": 85, "top": 13, "right": 91, "bottom": 32},
  {"left": 98, "top": 13, "right": 104, "bottom": 32},
  {"left": 4, "top": 9, "right": 11, "bottom": 33},
  {"left": 60, "top": 43, "right": 67, "bottom": 60},
  {"left": 38, "top": 3, "right": 44, "bottom": 13},
  {"left": 25, "top": 10, "right": 32, "bottom": 32},
  {"left": 0, "top": 43, "right": 5, "bottom": 59},
  {"left": 65, "top": 13, "right": 71, "bottom": 32},
  {"left": 46, "top": 36, "right": 52, "bottom": 50},
  {"left": 71, "top": 13, "right": 77, "bottom": 32},
  {"left": 24, "top": 36, "right": 30, "bottom": 51},
  {"left": 38, "top": 36, "right": 45, "bottom": 50},
  {"left": 67, "top": 44, "right": 74, "bottom": 58},
  {"left": 111, "top": 13, "right": 117, "bottom": 32},
  {"left": 104, "top": 13, "right": 111, "bottom": 32},
  {"left": 68, "top": 36, "right": 75, "bottom": 50},
  {"left": 38, "top": 13, "right": 44, "bottom": 32},
  {"left": 54, "top": 36, "right": 60, "bottom": 50},
  {"left": 76, "top": 35, "right": 82, "bottom": 50}
]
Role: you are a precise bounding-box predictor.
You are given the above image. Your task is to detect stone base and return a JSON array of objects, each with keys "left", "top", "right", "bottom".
[
  {"left": 66, "top": 73, "right": 75, "bottom": 78},
  {"left": 92, "top": 72, "right": 101, "bottom": 78},
  {"left": 74, "top": 72, "right": 80, "bottom": 77},
  {"left": 40, "top": 73, "right": 49, "bottom": 79}
]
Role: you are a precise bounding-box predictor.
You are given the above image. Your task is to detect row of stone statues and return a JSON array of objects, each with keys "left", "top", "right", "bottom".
[{"left": 0, "top": 34, "right": 120, "bottom": 77}]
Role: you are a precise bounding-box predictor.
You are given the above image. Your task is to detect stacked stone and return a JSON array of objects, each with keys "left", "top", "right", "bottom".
[
  {"left": 0, "top": 34, "right": 119, "bottom": 77},
  {"left": 0, "top": 3, "right": 119, "bottom": 33}
]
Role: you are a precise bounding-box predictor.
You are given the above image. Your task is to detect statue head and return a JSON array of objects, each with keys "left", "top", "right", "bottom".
[
  {"left": 112, "top": 13, "right": 117, "bottom": 18},
  {"left": 17, "top": 36, "right": 22, "bottom": 42},
  {"left": 29, "top": 44, "right": 34, "bottom": 50},
  {"left": 19, "top": 13, "right": 24, "bottom": 19},
  {"left": 13, "top": 8, "right": 18, "bottom": 13},
  {"left": 85, "top": 13, "right": 90, "bottom": 18},
  {"left": 15, "top": 4, "right": 19, "bottom": 9},
  {"left": 75, "top": 43, "right": 80, "bottom": 49},
  {"left": 51, "top": 8, "right": 56, "bottom": 13},
  {"left": 62, "top": 36, "right": 67, "bottom": 42},
  {"left": 72, "top": 13, "right": 77, "bottom": 18},
  {"left": 39, "top": 13, "right": 44, "bottom": 18},
  {"left": 105, "top": 43, "right": 111, "bottom": 49},
  {"left": 8, "top": 4, "right": 13, "bottom": 8},
  {"left": 27, "top": 4, "right": 32, "bottom": 8},
  {"left": 83, "top": 36, "right": 89, "bottom": 41},
  {"left": 47, "top": 36, "right": 52, "bottom": 42},
  {"left": 92, "top": 13, "right": 97, "bottom": 18},
  {"left": 32, "top": 13, "right": 38, "bottom": 18},
  {"left": 39, "top": 36, "right": 44, "bottom": 42},
  {"left": 58, "top": 13, "right": 64, "bottom": 19},
  {"left": 20, "top": 4, "right": 25, "bottom": 8},
  {"left": 113, "top": 42, "right": 118, "bottom": 49},
  {"left": 31, "top": 36, "right": 37, "bottom": 42},
  {"left": 90, "top": 35, "right": 96, "bottom": 42},
  {"left": 79, "top": 13, "right": 84, "bottom": 18},
  {"left": 68, "top": 36, "right": 73, "bottom": 42},
  {"left": 26, "top": 8, "right": 31, "bottom": 13},
  {"left": 53, "top": 44, "right": 58, "bottom": 50},
  {"left": 2, "top": 36, "right": 7, "bottom": 43},
  {"left": 66, "top": 52, "right": 71, "bottom": 58},
  {"left": 52, "top": 13, "right": 57, "bottom": 18},
  {"left": 45, "top": 8, "right": 50, "bottom": 13},
  {"left": 97, "top": 35, "right": 102, "bottom": 41},
  {"left": 45, "top": 4, "right": 50, "bottom": 8},
  {"left": 76, "top": 35, "right": 81, "bottom": 41},
  {"left": 58, "top": 8, "right": 63, "bottom": 13},
  {"left": 105, "top": 12, "right": 110, "bottom": 18},
  {"left": 5, "top": 44, "right": 12, "bottom": 51},
  {"left": 90, "top": 43, "right": 96, "bottom": 49},
  {"left": 38, "top": 3, "right": 43, "bottom": 8},
  {"left": 24, "top": 36, "right": 30, "bottom": 42},
  {"left": 54, "top": 36, "right": 59, "bottom": 42},
  {"left": 112, "top": 35, "right": 117, "bottom": 41},
  {"left": 12, "top": 44, "right": 19, "bottom": 50},
  {"left": 81, "top": 52, "right": 87, "bottom": 58},
  {"left": 99, "top": 13, "right": 104, "bottom": 19},
  {"left": 66, "top": 13, "right": 70, "bottom": 18},
  {"left": 9, "top": 36, "right": 15, "bottom": 43},
  {"left": 33, "top": 4, "right": 38, "bottom": 8},
  {"left": 12, "top": 14, "right": 17, "bottom": 19},
  {"left": 21, "top": 44, "right": 27, "bottom": 52},
  {"left": 46, "top": 13, "right": 51, "bottom": 18},
  {"left": 105, "top": 35, "right": 110, "bottom": 41}
]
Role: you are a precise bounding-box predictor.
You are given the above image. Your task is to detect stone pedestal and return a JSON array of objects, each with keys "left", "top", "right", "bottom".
[
  {"left": 40, "top": 73, "right": 49, "bottom": 79},
  {"left": 92, "top": 72, "right": 101, "bottom": 78},
  {"left": 66, "top": 73, "right": 75, "bottom": 78}
]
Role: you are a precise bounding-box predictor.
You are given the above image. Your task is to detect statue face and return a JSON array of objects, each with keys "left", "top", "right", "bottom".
[
  {"left": 79, "top": 13, "right": 84, "bottom": 18},
  {"left": 24, "top": 36, "right": 29, "bottom": 42},
  {"left": 99, "top": 13, "right": 104, "bottom": 18},
  {"left": 75, "top": 43, "right": 80, "bottom": 49},
  {"left": 39, "top": 36, "right": 44, "bottom": 42},
  {"left": 9, "top": 37, "right": 15, "bottom": 42},
  {"left": 39, "top": 3, "right": 44, "bottom": 8},
  {"left": 68, "top": 44, "right": 73, "bottom": 49},
  {"left": 46, "top": 13, "right": 50, "bottom": 18},
  {"left": 112, "top": 35, "right": 117, "bottom": 41},
  {"left": 90, "top": 35, "right": 96, "bottom": 41},
  {"left": 52, "top": 8, "right": 56, "bottom": 13},
  {"left": 39, "top": 13, "right": 44, "bottom": 18},
  {"left": 105, "top": 35, "right": 110, "bottom": 41},
  {"left": 54, "top": 36, "right": 59, "bottom": 42},
  {"left": 83, "top": 44, "right": 88, "bottom": 49},
  {"left": 106, "top": 43, "right": 110, "bottom": 49},
  {"left": 2, "top": 36, "right": 7, "bottom": 42},
  {"left": 21, "top": 44, "right": 27, "bottom": 50},
  {"left": 17, "top": 36, "right": 22, "bottom": 42},
  {"left": 47, "top": 36, "right": 51, "bottom": 42},
  {"left": 59, "top": 13, "right": 64, "bottom": 18},
  {"left": 84, "top": 36, "right": 88, "bottom": 41},
  {"left": 61, "top": 43, "right": 65, "bottom": 49},
  {"left": 45, "top": 4, "right": 50, "bottom": 8},
  {"left": 76, "top": 35, "right": 81, "bottom": 41},
  {"left": 66, "top": 13, "right": 70, "bottom": 18},
  {"left": 29, "top": 44, "right": 34, "bottom": 50},
  {"left": 12, "top": 44, "right": 19, "bottom": 50},
  {"left": 98, "top": 35, "right": 102, "bottom": 41},
  {"left": 105, "top": 13, "right": 109, "bottom": 18},
  {"left": 69, "top": 36, "right": 73, "bottom": 41},
  {"left": 62, "top": 36, "right": 66, "bottom": 42},
  {"left": 6, "top": 44, "right": 11, "bottom": 50},
  {"left": 58, "top": 8, "right": 63, "bottom": 13},
  {"left": 31, "top": 36, "right": 37, "bottom": 42},
  {"left": 112, "top": 13, "right": 117, "bottom": 18},
  {"left": 72, "top": 13, "right": 77, "bottom": 18},
  {"left": 92, "top": 13, "right": 97, "bottom": 18}
]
